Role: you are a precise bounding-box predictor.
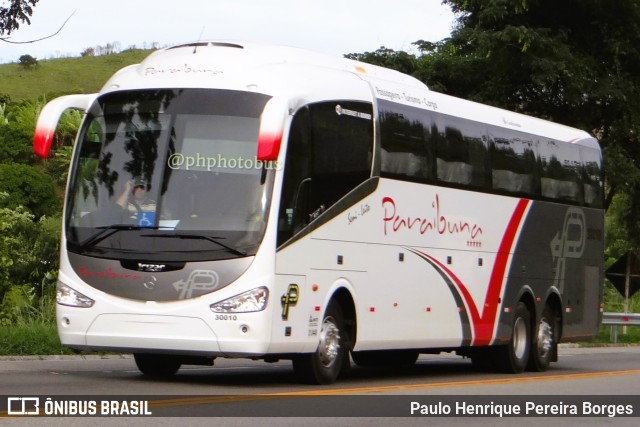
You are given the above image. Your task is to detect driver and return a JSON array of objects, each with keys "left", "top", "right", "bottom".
[{"left": 116, "top": 178, "right": 157, "bottom": 222}]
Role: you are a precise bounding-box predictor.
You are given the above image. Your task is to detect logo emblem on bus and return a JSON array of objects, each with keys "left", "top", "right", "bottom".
[
  {"left": 142, "top": 275, "right": 158, "bottom": 290},
  {"left": 551, "top": 207, "right": 586, "bottom": 292},
  {"left": 137, "top": 263, "right": 166, "bottom": 272},
  {"left": 172, "top": 270, "right": 219, "bottom": 299},
  {"left": 281, "top": 284, "right": 299, "bottom": 320}
]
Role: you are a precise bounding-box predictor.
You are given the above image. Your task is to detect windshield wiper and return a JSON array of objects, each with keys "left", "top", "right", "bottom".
[
  {"left": 79, "top": 224, "right": 168, "bottom": 250},
  {"left": 151, "top": 233, "right": 247, "bottom": 257}
]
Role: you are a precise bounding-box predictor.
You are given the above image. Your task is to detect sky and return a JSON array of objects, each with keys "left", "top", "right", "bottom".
[{"left": 0, "top": 0, "right": 456, "bottom": 64}]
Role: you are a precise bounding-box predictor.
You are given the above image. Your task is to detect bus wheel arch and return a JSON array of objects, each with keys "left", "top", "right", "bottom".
[
  {"left": 292, "top": 288, "right": 355, "bottom": 384},
  {"left": 332, "top": 287, "right": 357, "bottom": 354}
]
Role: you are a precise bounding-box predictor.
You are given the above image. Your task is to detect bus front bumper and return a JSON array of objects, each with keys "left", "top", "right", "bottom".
[{"left": 58, "top": 312, "right": 270, "bottom": 357}]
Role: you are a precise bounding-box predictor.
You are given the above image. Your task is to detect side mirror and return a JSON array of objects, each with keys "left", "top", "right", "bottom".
[{"left": 34, "top": 94, "right": 97, "bottom": 158}]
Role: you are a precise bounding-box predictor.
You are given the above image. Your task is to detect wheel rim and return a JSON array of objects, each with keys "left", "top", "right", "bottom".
[
  {"left": 536, "top": 318, "right": 553, "bottom": 359},
  {"left": 318, "top": 316, "right": 341, "bottom": 367},
  {"left": 512, "top": 316, "right": 528, "bottom": 360}
]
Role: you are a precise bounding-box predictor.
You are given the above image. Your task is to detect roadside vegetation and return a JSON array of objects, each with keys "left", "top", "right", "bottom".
[
  {"left": 0, "top": 49, "right": 153, "bottom": 356},
  {"left": 593, "top": 285, "right": 640, "bottom": 345},
  {"left": 0, "top": 282, "right": 74, "bottom": 355}
]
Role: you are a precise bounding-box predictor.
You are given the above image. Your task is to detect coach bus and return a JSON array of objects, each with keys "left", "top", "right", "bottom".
[{"left": 34, "top": 41, "right": 604, "bottom": 384}]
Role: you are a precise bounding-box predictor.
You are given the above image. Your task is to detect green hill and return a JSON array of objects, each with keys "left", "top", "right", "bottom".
[{"left": 0, "top": 50, "right": 154, "bottom": 101}]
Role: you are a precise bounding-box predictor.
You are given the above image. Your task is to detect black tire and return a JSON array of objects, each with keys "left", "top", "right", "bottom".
[
  {"left": 493, "top": 301, "right": 531, "bottom": 373},
  {"left": 351, "top": 350, "right": 419, "bottom": 368},
  {"left": 292, "top": 301, "right": 350, "bottom": 384},
  {"left": 527, "top": 305, "right": 557, "bottom": 372},
  {"left": 134, "top": 353, "right": 181, "bottom": 377}
]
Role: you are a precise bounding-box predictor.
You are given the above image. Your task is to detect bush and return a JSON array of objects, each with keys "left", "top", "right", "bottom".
[
  {"left": 0, "top": 195, "right": 60, "bottom": 299},
  {"left": 0, "top": 164, "right": 59, "bottom": 218}
]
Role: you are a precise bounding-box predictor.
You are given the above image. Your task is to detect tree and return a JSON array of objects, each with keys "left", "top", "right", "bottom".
[
  {"left": 81, "top": 47, "right": 95, "bottom": 57},
  {"left": 415, "top": 0, "right": 640, "bottom": 256},
  {"left": 345, "top": 47, "right": 420, "bottom": 76},
  {"left": 18, "top": 53, "right": 37, "bottom": 69},
  {"left": 2, "top": 1, "right": 73, "bottom": 46},
  {"left": 421, "top": 0, "right": 640, "bottom": 211},
  {"left": 0, "top": 0, "right": 39, "bottom": 37}
]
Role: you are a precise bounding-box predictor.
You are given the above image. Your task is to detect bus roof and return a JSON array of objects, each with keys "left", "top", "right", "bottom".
[
  {"left": 100, "top": 40, "right": 596, "bottom": 148},
  {"left": 102, "top": 40, "right": 423, "bottom": 95}
]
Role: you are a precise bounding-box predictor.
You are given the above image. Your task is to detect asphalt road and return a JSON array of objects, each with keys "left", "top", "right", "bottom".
[{"left": 1, "top": 345, "right": 639, "bottom": 426}]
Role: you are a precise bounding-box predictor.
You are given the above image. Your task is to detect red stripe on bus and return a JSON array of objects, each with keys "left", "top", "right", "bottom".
[
  {"left": 475, "top": 198, "right": 530, "bottom": 345},
  {"left": 414, "top": 198, "right": 530, "bottom": 346}
]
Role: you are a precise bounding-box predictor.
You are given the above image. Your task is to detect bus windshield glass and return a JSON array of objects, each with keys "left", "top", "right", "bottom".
[{"left": 65, "top": 89, "right": 274, "bottom": 261}]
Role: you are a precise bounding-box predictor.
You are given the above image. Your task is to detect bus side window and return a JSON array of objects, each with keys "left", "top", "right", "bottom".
[
  {"left": 489, "top": 127, "right": 538, "bottom": 198},
  {"left": 538, "top": 140, "right": 583, "bottom": 204},
  {"left": 378, "top": 100, "right": 433, "bottom": 183},
  {"left": 579, "top": 146, "right": 603, "bottom": 208},
  {"left": 277, "top": 102, "right": 373, "bottom": 246},
  {"left": 434, "top": 116, "right": 488, "bottom": 189}
]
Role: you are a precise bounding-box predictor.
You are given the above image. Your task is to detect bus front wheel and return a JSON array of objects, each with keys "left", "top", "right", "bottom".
[
  {"left": 292, "top": 301, "right": 349, "bottom": 384},
  {"left": 134, "top": 353, "right": 181, "bottom": 377}
]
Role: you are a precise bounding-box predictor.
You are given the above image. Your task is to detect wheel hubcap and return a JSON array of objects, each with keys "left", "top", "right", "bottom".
[
  {"left": 513, "top": 317, "right": 528, "bottom": 360},
  {"left": 318, "top": 316, "right": 341, "bottom": 367},
  {"left": 537, "top": 318, "right": 553, "bottom": 359}
]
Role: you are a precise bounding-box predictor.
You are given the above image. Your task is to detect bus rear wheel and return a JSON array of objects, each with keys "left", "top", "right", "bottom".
[
  {"left": 292, "top": 301, "right": 349, "bottom": 384},
  {"left": 528, "top": 305, "right": 557, "bottom": 372},
  {"left": 134, "top": 353, "right": 181, "bottom": 377},
  {"left": 494, "top": 301, "right": 530, "bottom": 373}
]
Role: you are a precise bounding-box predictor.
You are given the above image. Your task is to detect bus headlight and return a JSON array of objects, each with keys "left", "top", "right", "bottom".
[
  {"left": 210, "top": 287, "right": 268, "bottom": 313},
  {"left": 56, "top": 281, "right": 95, "bottom": 308}
]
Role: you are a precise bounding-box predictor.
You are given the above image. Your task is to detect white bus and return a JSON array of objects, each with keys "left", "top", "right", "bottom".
[{"left": 34, "top": 41, "right": 604, "bottom": 384}]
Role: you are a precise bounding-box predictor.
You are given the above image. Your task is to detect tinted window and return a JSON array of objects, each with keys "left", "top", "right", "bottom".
[
  {"left": 538, "top": 139, "right": 582, "bottom": 204},
  {"left": 378, "top": 100, "right": 489, "bottom": 189},
  {"left": 489, "top": 127, "right": 538, "bottom": 197},
  {"left": 433, "top": 115, "right": 488, "bottom": 188},
  {"left": 375, "top": 99, "right": 602, "bottom": 208},
  {"left": 579, "top": 146, "right": 603, "bottom": 208},
  {"left": 378, "top": 100, "right": 433, "bottom": 183},
  {"left": 278, "top": 102, "right": 373, "bottom": 246}
]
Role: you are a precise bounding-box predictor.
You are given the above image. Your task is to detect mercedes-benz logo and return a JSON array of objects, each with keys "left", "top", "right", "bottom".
[{"left": 142, "top": 275, "right": 158, "bottom": 290}]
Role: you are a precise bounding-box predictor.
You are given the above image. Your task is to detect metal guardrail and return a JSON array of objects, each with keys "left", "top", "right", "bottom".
[
  {"left": 602, "top": 312, "right": 640, "bottom": 326},
  {"left": 602, "top": 312, "right": 640, "bottom": 343}
]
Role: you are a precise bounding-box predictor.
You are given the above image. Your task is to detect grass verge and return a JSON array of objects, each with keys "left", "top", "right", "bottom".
[
  {"left": 593, "top": 324, "right": 640, "bottom": 345},
  {"left": 0, "top": 321, "right": 75, "bottom": 356}
]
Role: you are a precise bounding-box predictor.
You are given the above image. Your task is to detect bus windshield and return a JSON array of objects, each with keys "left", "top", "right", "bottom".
[{"left": 65, "top": 89, "right": 274, "bottom": 262}]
